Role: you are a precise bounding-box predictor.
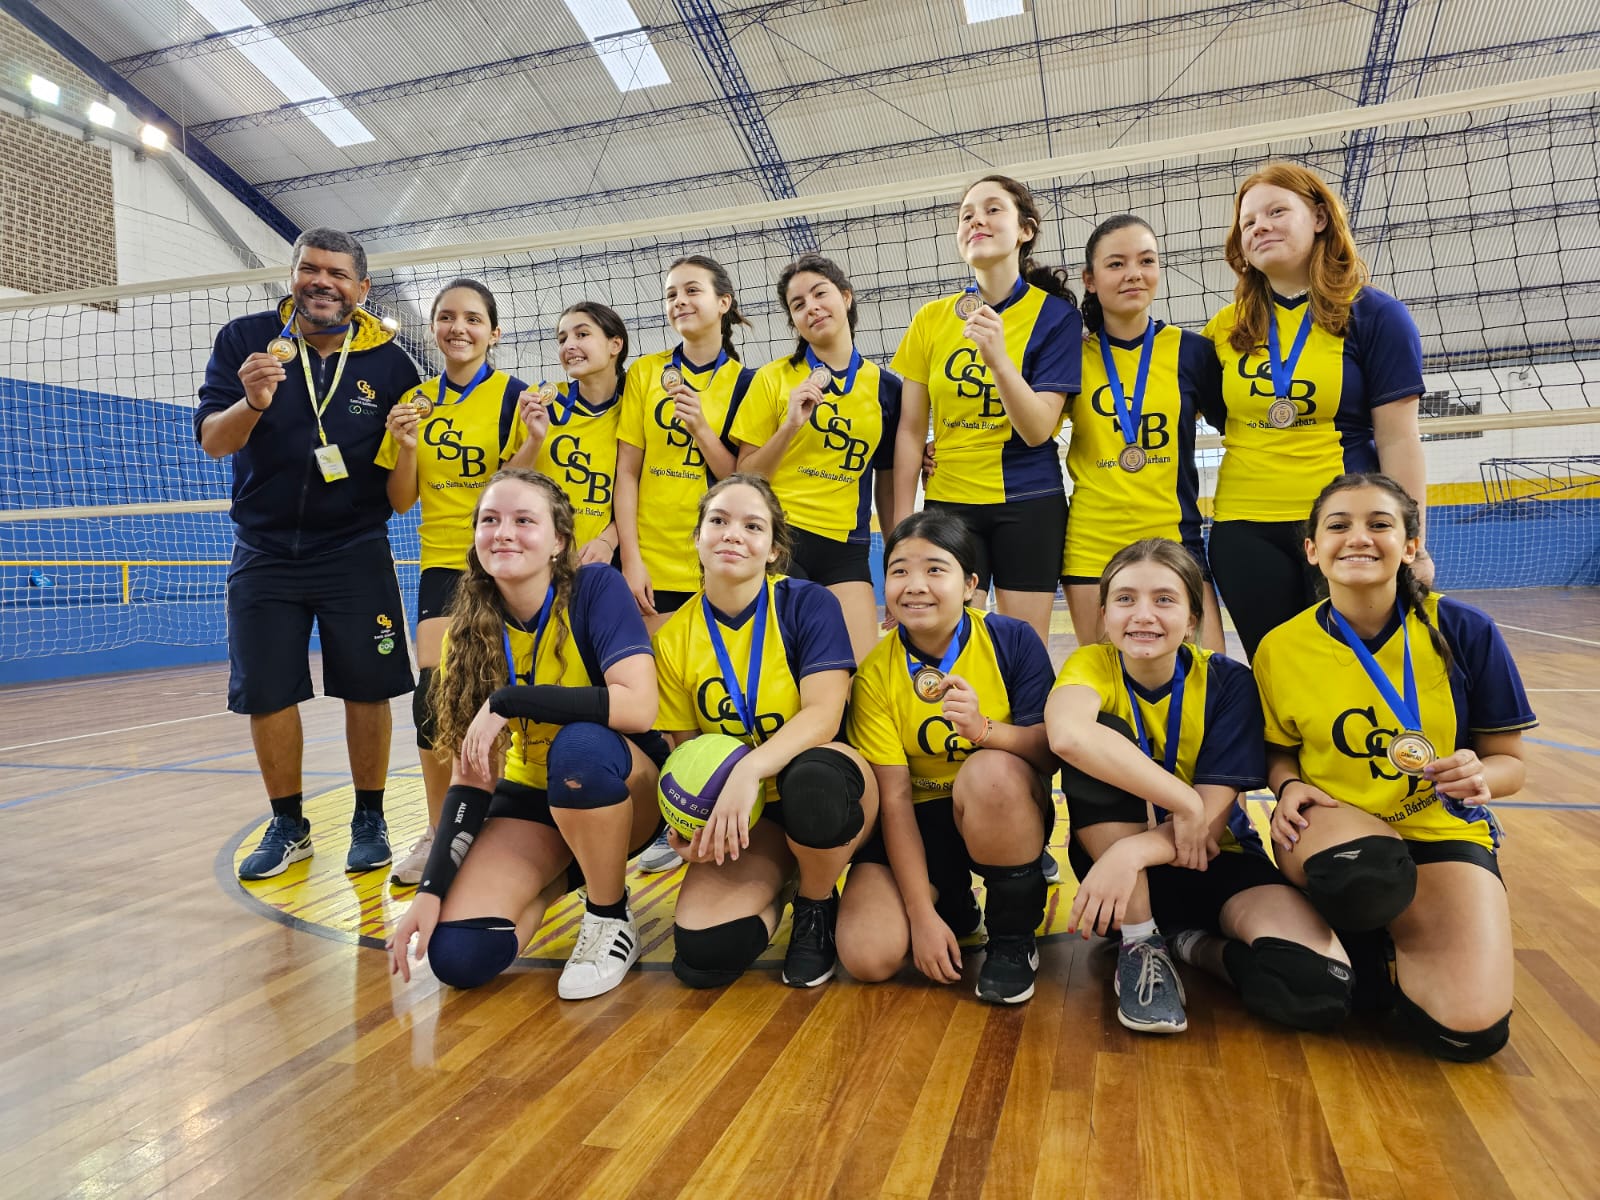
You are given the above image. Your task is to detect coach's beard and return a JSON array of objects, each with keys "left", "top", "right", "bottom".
[{"left": 294, "top": 288, "right": 355, "bottom": 329}]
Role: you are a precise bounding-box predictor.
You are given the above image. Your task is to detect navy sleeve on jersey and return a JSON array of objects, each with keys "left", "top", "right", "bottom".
[
  {"left": 872, "top": 370, "right": 903, "bottom": 470},
  {"left": 498, "top": 374, "right": 530, "bottom": 451},
  {"left": 774, "top": 577, "right": 856, "bottom": 678},
  {"left": 194, "top": 317, "right": 255, "bottom": 440},
  {"left": 720, "top": 366, "right": 757, "bottom": 451},
  {"left": 985, "top": 614, "right": 1055, "bottom": 726},
  {"left": 1193, "top": 654, "right": 1268, "bottom": 789},
  {"left": 571, "top": 563, "right": 654, "bottom": 678},
  {"left": 1019, "top": 293, "right": 1083, "bottom": 396},
  {"left": 1350, "top": 288, "right": 1424, "bottom": 408},
  {"left": 1180, "top": 328, "right": 1225, "bottom": 431},
  {"left": 1435, "top": 597, "right": 1538, "bottom": 735}
]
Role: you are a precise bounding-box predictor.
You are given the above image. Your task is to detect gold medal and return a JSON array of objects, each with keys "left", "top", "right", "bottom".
[
  {"left": 1117, "top": 444, "right": 1147, "bottom": 473},
  {"left": 912, "top": 666, "right": 945, "bottom": 703},
  {"left": 660, "top": 365, "right": 684, "bottom": 391},
  {"left": 407, "top": 394, "right": 433, "bottom": 419},
  {"left": 806, "top": 365, "right": 832, "bottom": 391},
  {"left": 1387, "top": 731, "right": 1436, "bottom": 777},
  {"left": 954, "top": 292, "right": 981, "bottom": 319},
  {"left": 266, "top": 337, "right": 296, "bottom": 363},
  {"left": 1267, "top": 399, "right": 1297, "bottom": 428},
  {"left": 537, "top": 381, "right": 559, "bottom": 402}
]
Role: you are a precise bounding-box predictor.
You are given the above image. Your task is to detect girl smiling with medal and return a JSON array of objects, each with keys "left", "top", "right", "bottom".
[
  {"left": 733, "top": 254, "right": 902, "bottom": 662},
  {"left": 1062, "top": 215, "right": 1225, "bottom": 652},
  {"left": 890, "top": 175, "right": 1081, "bottom": 647},
  {"left": 1254, "top": 473, "right": 1535, "bottom": 1061},
  {"left": 1204, "top": 163, "right": 1430, "bottom": 657},
  {"left": 837, "top": 511, "right": 1057, "bottom": 1005},
  {"left": 386, "top": 469, "right": 667, "bottom": 1001},
  {"left": 1047, "top": 538, "right": 1352, "bottom": 1035},
  {"left": 653, "top": 474, "right": 878, "bottom": 990},
  {"left": 377, "top": 279, "right": 537, "bottom": 887}
]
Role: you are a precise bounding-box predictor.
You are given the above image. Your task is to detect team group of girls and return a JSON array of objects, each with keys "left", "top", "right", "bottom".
[{"left": 380, "top": 162, "right": 1534, "bottom": 1062}]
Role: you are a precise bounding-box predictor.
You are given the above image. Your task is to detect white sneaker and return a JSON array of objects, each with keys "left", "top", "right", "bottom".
[
  {"left": 635, "top": 827, "right": 683, "bottom": 874},
  {"left": 389, "top": 829, "right": 434, "bottom": 888},
  {"left": 558, "top": 908, "right": 641, "bottom": 1000}
]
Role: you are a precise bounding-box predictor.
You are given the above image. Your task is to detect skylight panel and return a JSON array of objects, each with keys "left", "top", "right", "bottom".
[
  {"left": 563, "top": 0, "right": 671, "bottom": 92},
  {"left": 964, "top": 0, "right": 1025, "bottom": 23},
  {"left": 185, "top": 0, "right": 374, "bottom": 146}
]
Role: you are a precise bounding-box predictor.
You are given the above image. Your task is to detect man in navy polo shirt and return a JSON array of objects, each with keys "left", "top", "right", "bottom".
[{"left": 197, "top": 228, "right": 421, "bottom": 881}]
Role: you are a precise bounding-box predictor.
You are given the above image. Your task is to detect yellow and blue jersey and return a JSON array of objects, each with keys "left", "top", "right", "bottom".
[
  {"left": 848, "top": 609, "right": 1054, "bottom": 804},
  {"left": 1054, "top": 642, "right": 1267, "bottom": 853},
  {"left": 730, "top": 353, "right": 902, "bottom": 543},
  {"left": 1204, "top": 287, "right": 1424, "bottom": 523},
  {"left": 531, "top": 379, "right": 622, "bottom": 548},
  {"left": 890, "top": 283, "right": 1080, "bottom": 505},
  {"left": 1063, "top": 322, "right": 1218, "bottom": 578},
  {"left": 438, "top": 564, "right": 651, "bottom": 789},
  {"left": 375, "top": 369, "right": 529, "bottom": 571},
  {"left": 1254, "top": 593, "right": 1536, "bottom": 847},
  {"left": 619, "top": 347, "right": 754, "bottom": 593}
]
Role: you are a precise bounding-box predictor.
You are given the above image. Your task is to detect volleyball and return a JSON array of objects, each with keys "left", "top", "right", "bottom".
[{"left": 657, "top": 734, "right": 766, "bottom": 840}]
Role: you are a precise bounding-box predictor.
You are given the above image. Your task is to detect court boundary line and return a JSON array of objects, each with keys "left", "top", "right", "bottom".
[{"left": 1497, "top": 624, "right": 1600, "bottom": 649}]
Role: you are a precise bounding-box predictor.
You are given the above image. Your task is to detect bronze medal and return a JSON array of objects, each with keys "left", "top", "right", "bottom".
[
  {"left": 1267, "top": 399, "right": 1297, "bottom": 429},
  {"left": 912, "top": 666, "right": 945, "bottom": 703},
  {"left": 1117, "top": 444, "right": 1147, "bottom": 473},
  {"left": 954, "top": 292, "right": 981, "bottom": 320},
  {"left": 806, "top": 365, "right": 832, "bottom": 391},
  {"left": 266, "top": 337, "right": 296, "bottom": 363},
  {"left": 660, "top": 365, "right": 684, "bottom": 391},
  {"left": 1387, "top": 731, "right": 1436, "bottom": 777}
]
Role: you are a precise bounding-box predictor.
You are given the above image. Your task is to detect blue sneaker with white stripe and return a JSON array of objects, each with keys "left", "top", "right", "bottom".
[{"left": 238, "top": 815, "right": 312, "bottom": 880}]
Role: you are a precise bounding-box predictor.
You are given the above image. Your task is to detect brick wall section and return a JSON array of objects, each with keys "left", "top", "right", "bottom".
[{"left": 0, "top": 10, "right": 116, "bottom": 296}]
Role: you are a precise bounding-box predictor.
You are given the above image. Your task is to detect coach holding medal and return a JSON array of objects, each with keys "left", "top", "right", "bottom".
[{"left": 197, "top": 228, "right": 421, "bottom": 882}]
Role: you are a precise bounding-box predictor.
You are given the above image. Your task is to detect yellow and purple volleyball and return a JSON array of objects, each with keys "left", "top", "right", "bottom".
[{"left": 657, "top": 733, "right": 766, "bottom": 839}]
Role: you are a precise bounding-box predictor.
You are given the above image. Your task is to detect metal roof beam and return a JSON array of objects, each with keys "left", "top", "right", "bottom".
[{"left": 1342, "top": 0, "right": 1411, "bottom": 222}]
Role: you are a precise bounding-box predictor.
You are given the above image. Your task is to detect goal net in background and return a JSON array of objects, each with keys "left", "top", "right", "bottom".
[{"left": 2, "top": 73, "right": 1597, "bottom": 672}]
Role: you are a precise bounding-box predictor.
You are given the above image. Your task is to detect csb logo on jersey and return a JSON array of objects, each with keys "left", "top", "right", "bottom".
[
  {"left": 654, "top": 397, "right": 705, "bottom": 469},
  {"left": 423, "top": 417, "right": 489, "bottom": 478},
  {"left": 942, "top": 349, "right": 1006, "bottom": 419},
  {"left": 916, "top": 715, "right": 973, "bottom": 765},
  {"left": 548, "top": 434, "right": 613, "bottom": 505},
  {"left": 809, "top": 399, "right": 869, "bottom": 473},
  {"left": 1087, "top": 384, "right": 1170, "bottom": 451},
  {"left": 696, "top": 678, "right": 785, "bottom": 742},
  {"left": 1331, "top": 705, "right": 1427, "bottom": 795},
  {"left": 1239, "top": 353, "right": 1318, "bottom": 421}
]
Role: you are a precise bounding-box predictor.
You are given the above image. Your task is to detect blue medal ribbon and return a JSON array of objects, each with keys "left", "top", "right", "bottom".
[
  {"left": 1265, "top": 303, "right": 1314, "bottom": 401},
  {"left": 1122, "top": 649, "right": 1187, "bottom": 776},
  {"left": 501, "top": 585, "right": 556, "bottom": 686},
  {"left": 547, "top": 381, "right": 580, "bottom": 426},
  {"left": 437, "top": 360, "right": 492, "bottom": 410},
  {"left": 702, "top": 583, "right": 769, "bottom": 742},
  {"left": 1326, "top": 602, "right": 1423, "bottom": 734},
  {"left": 1098, "top": 321, "right": 1157, "bottom": 449},
  {"left": 671, "top": 344, "right": 729, "bottom": 391},
  {"left": 900, "top": 612, "right": 970, "bottom": 697},
  {"left": 804, "top": 345, "right": 862, "bottom": 395},
  {"left": 958, "top": 276, "right": 1028, "bottom": 317},
  {"left": 279, "top": 313, "right": 351, "bottom": 342}
]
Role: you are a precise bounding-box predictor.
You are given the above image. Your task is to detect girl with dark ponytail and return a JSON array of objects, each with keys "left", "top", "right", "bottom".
[
  {"left": 1061, "top": 215, "right": 1226, "bottom": 653},
  {"left": 1253, "top": 472, "right": 1536, "bottom": 1063},
  {"left": 889, "top": 174, "right": 1082, "bottom": 648}
]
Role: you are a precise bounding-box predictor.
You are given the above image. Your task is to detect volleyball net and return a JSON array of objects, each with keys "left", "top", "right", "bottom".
[{"left": 2, "top": 71, "right": 1597, "bottom": 669}]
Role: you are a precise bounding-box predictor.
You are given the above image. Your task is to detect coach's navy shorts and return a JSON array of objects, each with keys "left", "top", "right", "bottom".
[{"left": 226, "top": 536, "right": 414, "bottom": 714}]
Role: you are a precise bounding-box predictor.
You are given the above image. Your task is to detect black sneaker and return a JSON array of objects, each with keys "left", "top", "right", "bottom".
[
  {"left": 782, "top": 892, "right": 838, "bottom": 988},
  {"left": 976, "top": 934, "right": 1039, "bottom": 1004},
  {"left": 1040, "top": 849, "right": 1061, "bottom": 885}
]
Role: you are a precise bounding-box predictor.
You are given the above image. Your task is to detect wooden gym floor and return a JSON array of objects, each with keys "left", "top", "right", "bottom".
[{"left": 2, "top": 588, "right": 1598, "bottom": 1199}]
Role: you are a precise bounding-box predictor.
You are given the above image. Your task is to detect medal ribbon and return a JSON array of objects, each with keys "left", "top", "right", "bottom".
[
  {"left": 436, "top": 361, "right": 492, "bottom": 411},
  {"left": 547, "top": 381, "right": 581, "bottom": 426},
  {"left": 899, "top": 612, "right": 971, "bottom": 696},
  {"left": 702, "top": 583, "right": 769, "bottom": 742},
  {"left": 957, "top": 276, "right": 1029, "bottom": 317},
  {"left": 804, "top": 345, "right": 862, "bottom": 395},
  {"left": 1326, "top": 602, "right": 1423, "bottom": 734},
  {"left": 671, "top": 344, "right": 729, "bottom": 391},
  {"left": 501, "top": 585, "right": 557, "bottom": 686},
  {"left": 1264, "top": 303, "right": 1314, "bottom": 402},
  {"left": 1122, "top": 649, "right": 1187, "bottom": 776},
  {"left": 297, "top": 323, "right": 356, "bottom": 446},
  {"left": 1098, "top": 321, "right": 1157, "bottom": 449}
]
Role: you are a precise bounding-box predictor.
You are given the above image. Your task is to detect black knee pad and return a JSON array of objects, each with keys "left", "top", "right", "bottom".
[
  {"left": 1302, "top": 836, "right": 1416, "bottom": 931},
  {"left": 974, "top": 860, "right": 1046, "bottom": 941},
  {"left": 546, "top": 722, "right": 632, "bottom": 809},
  {"left": 413, "top": 667, "right": 436, "bottom": 751},
  {"left": 427, "top": 917, "right": 519, "bottom": 989},
  {"left": 671, "top": 915, "right": 770, "bottom": 988},
  {"left": 776, "top": 748, "right": 865, "bottom": 849},
  {"left": 1394, "top": 988, "right": 1511, "bottom": 1062},
  {"left": 1224, "top": 937, "right": 1353, "bottom": 1032}
]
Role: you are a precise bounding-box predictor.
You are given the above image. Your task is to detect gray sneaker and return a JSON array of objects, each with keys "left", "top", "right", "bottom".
[
  {"left": 635, "top": 827, "right": 683, "bottom": 874},
  {"left": 1115, "top": 934, "right": 1188, "bottom": 1033},
  {"left": 389, "top": 829, "right": 434, "bottom": 888}
]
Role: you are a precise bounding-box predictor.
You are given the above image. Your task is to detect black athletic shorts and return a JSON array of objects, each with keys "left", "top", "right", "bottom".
[
  {"left": 924, "top": 493, "right": 1067, "bottom": 593},
  {"left": 786, "top": 527, "right": 872, "bottom": 587},
  {"left": 1065, "top": 837, "right": 1288, "bottom": 936},
  {"left": 1404, "top": 837, "right": 1502, "bottom": 882},
  {"left": 1061, "top": 539, "right": 1211, "bottom": 588},
  {"left": 653, "top": 589, "right": 696, "bottom": 616},
  {"left": 417, "top": 567, "right": 463, "bottom": 623},
  {"left": 226, "top": 536, "right": 414, "bottom": 714},
  {"left": 1206, "top": 519, "right": 1321, "bottom": 658}
]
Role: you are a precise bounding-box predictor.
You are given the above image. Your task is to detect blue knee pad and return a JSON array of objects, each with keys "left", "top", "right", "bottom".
[
  {"left": 547, "top": 722, "right": 632, "bottom": 809},
  {"left": 427, "top": 917, "right": 519, "bottom": 989},
  {"left": 672, "top": 916, "right": 770, "bottom": 988},
  {"left": 777, "top": 748, "right": 865, "bottom": 849},
  {"left": 413, "top": 667, "right": 437, "bottom": 751}
]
